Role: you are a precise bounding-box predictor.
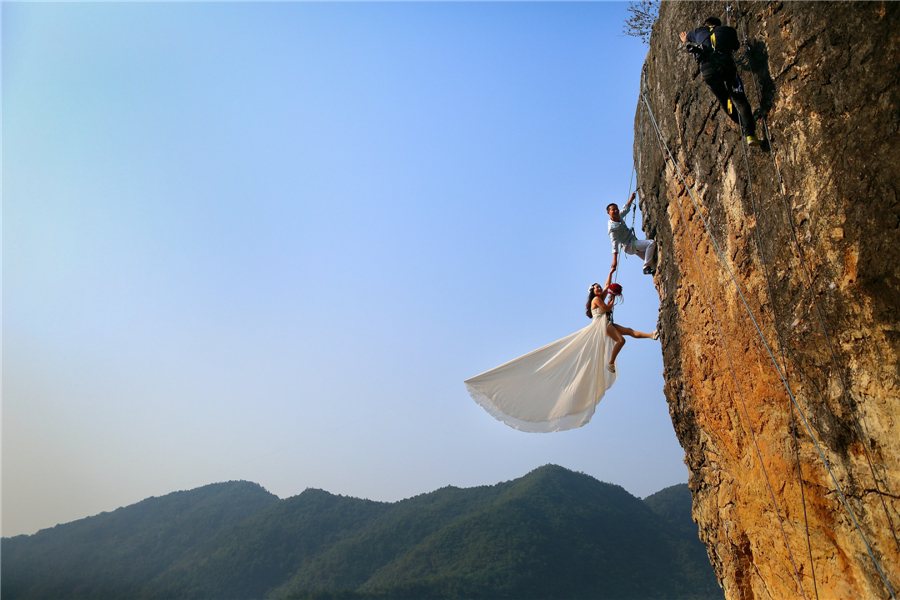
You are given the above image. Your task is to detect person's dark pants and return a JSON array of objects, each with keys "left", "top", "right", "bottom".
[{"left": 703, "top": 67, "right": 756, "bottom": 137}]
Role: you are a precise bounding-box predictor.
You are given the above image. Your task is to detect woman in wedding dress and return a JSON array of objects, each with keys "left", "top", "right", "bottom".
[
  {"left": 596, "top": 282, "right": 660, "bottom": 374},
  {"left": 465, "top": 265, "right": 658, "bottom": 433}
]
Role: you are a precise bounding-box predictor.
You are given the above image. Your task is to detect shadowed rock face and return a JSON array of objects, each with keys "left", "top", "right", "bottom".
[{"left": 635, "top": 2, "right": 900, "bottom": 599}]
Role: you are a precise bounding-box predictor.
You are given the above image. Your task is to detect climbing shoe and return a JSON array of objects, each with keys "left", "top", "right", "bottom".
[
  {"left": 643, "top": 265, "right": 656, "bottom": 275},
  {"left": 652, "top": 330, "right": 660, "bottom": 341},
  {"left": 606, "top": 363, "right": 616, "bottom": 374},
  {"left": 746, "top": 135, "right": 762, "bottom": 147}
]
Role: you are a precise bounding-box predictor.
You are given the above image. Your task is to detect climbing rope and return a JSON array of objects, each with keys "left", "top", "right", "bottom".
[
  {"left": 614, "top": 97, "right": 646, "bottom": 286},
  {"left": 732, "top": 82, "right": 822, "bottom": 600},
  {"left": 720, "top": 13, "right": 821, "bottom": 597},
  {"left": 731, "top": 0, "right": 900, "bottom": 556},
  {"left": 638, "top": 73, "right": 809, "bottom": 600},
  {"left": 639, "top": 70, "right": 897, "bottom": 600},
  {"left": 631, "top": 99, "right": 643, "bottom": 234}
]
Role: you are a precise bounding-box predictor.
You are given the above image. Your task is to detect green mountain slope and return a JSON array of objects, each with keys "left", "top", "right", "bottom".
[
  {"left": 3, "top": 467, "right": 723, "bottom": 600},
  {"left": 303, "top": 466, "right": 719, "bottom": 600},
  {"left": 642, "top": 483, "right": 716, "bottom": 597},
  {"left": 2, "top": 480, "right": 278, "bottom": 600},
  {"left": 272, "top": 482, "right": 515, "bottom": 597},
  {"left": 643, "top": 483, "right": 698, "bottom": 536},
  {"left": 149, "top": 488, "right": 392, "bottom": 599}
]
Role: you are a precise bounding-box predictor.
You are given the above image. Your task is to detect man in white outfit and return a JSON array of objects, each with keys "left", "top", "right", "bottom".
[{"left": 608, "top": 192, "right": 657, "bottom": 275}]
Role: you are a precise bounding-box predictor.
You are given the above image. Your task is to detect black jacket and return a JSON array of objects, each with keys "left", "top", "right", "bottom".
[{"left": 685, "top": 25, "right": 740, "bottom": 74}]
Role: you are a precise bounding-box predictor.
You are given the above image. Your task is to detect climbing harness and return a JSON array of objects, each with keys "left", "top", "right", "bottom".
[{"left": 639, "top": 60, "right": 898, "bottom": 599}]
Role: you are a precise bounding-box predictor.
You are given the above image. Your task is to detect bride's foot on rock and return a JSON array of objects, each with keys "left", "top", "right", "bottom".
[{"left": 652, "top": 330, "right": 659, "bottom": 340}]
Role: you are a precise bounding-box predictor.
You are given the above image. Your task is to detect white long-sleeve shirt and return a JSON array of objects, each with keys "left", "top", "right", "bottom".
[{"left": 607, "top": 204, "right": 636, "bottom": 253}]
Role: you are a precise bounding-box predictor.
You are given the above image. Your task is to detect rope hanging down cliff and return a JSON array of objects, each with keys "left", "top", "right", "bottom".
[
  {"left": 723, "top": 4, "right": 897, "bottom": 593},
  {"left": 729, "top": 0, "right": 900, "bottom": 558},
  {"left": 638, "top": 71, "right": 897, "bottom": 600},
  {"left": 615, "top": 99, "right": 646, "bottom": 286},
  {"left": 721, "top": 8, "right": 819, "bottom": 596},
  {"left": 728, "top": 72, "right": 821, "bottom": 600},
  {"left": 639, "top": 71, "right": 809, "bottom": 600}
]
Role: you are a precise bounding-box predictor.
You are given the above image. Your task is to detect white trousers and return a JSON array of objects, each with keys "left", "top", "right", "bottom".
[{"left": 623, "top": 239, "right": 656, "bottom": 268}]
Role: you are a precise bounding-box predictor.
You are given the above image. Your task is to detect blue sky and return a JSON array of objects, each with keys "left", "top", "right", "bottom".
[{"left": 2, "top": 2, "right": 684, "bottom": 538}]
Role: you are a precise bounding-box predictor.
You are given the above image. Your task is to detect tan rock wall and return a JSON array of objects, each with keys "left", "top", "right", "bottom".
[{"left": 637, "top": 2, "right": 900, "bottom": 599}]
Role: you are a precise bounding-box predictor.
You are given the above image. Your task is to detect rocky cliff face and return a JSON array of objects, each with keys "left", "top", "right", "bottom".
[{"left": 636, "top": 2, "right": 900, "bottom": 599}]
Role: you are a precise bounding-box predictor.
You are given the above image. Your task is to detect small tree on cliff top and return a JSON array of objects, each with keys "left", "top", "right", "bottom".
[{"left": 623, "top": 0, "right": 660, "bottom": 45}]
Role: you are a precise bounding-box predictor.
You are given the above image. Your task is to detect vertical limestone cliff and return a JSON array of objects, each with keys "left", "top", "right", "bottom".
[{"left": 636, "top": 2, "right": 900, "bottom": 599}]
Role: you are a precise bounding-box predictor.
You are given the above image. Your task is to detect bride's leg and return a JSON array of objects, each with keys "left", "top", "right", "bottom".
[
  {"left": 607, "top": 323, "right": 625, "bottom": 364},
  {"left": 612, "top": 323, "right": 654, "bottom": 339}
]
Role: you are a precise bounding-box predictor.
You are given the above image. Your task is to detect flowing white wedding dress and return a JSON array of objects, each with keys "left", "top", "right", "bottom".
[{"left": 465, "top": 307, "right": 617, "bottom": 433}]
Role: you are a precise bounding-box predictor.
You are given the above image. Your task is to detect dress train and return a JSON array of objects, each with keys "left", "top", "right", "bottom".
[{"left": 465, "top": 308, "right": 617, "bottom": 433}]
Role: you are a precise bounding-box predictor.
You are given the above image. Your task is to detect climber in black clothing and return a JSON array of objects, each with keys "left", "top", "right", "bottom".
[{"left": 679, "top": 17, "right": 761, "bottom": 147}]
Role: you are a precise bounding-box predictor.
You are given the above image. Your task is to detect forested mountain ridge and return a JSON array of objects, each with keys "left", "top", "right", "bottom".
[
  {"left": 3, "top": 466, "right": 722, "bottom": 600},
  {"left": 2, "top": 480, "right": 279, "bottom": 599},
  {"left": 643, "top": 483, "right": 699, "bottom": 538}
]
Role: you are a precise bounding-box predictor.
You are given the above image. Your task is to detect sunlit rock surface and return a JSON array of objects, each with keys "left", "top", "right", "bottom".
[{"left": 637, "top": 2, "right": 900, "bottom": 599}]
